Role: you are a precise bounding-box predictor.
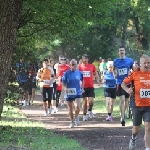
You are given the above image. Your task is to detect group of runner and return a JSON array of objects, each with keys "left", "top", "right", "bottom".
[
  {"left": 14, "top": 46, "right": 150, "bottom": 150},
  {"left": 14, "top": 58, "right": 38, "bottom": 106}
]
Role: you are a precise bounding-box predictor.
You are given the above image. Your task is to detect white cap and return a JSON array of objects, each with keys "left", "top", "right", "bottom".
[{"left": 99, "top": 57, "right": 102, "bottom": 59}]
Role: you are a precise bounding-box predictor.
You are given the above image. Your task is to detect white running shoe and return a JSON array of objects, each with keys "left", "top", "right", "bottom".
[
  {"left": 75, "top": 116, "right": 80, "bottom": 126},
  {"left": 129, "top": 138, "right": 137, "bottom": 150},
  {"left": 61, "top": 102, "right": 64, "bottom": 107},
  {"left": 44, "top": 112, "right": 48, "bottom": 117},
  {"left": 88, "top": 111, "right": 94, "bottom": 118},
  {"left": 83, "top": 115, "right": 88, "bottom": 121},
  {"left": 23, "top": 100, "right": 27, "bottom": 106},
  {"left": 48, "top": 108, "right": 52, "bottom": 114},
  {"left": 19, "top": 101, "right": 23, "bottom": 106},
  {"left": 55, "top": 107, "right": 58, "bottom": 112},
  {"left": 69, "top": 122, "right": 74, "bottom": 128}
]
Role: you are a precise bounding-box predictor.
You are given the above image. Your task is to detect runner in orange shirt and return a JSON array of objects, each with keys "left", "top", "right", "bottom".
[
  {"left": 121, "top": 54, "right": 150, "bottom": 150},
  {"left": 37, "top": 59, "right": 53, "bottom": 116}
]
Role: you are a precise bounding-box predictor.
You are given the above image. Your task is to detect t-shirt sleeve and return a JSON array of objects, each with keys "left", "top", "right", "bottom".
[
  {"left": 123, "top": 72, "right": 134, "bottom": 84},
  {"left": 80, "top": 72, "right": 83, "bottom": 81},
  {"left": 93, "top": 64, "right": 96, "bottom": 73},
  {"left": 61, "top": 72, "right": 67, "bottom": 84}
]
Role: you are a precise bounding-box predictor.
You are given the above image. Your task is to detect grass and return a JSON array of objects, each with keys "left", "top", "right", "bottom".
[
  {"left": 0, "top": 105, "right": 86, "bottom": 150},
  {"left": 93, "top": 87, "right": 133, "bottom": 125}
]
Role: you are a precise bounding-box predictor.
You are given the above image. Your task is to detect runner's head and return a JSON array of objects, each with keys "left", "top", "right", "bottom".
[
  {"left": 118, "top": 46, "right": 126, "bottom": 59},
  {"left": 107, "top": 61, "right": 113, "bottom": 72},
  {"left": 60, "top": 56, "right": 66, "bottom": 65},
  {"left": 43, "top": 59, "right": 49, "bottom": 68},
  {"left": 140, "top": 54, "right": 150, "bottom": 72},
  {"left": 82, "top": 54, "right": 89, "bottom": 64},
  {"left": 70, "top": 59, "right": 77, "bottom": 71}
]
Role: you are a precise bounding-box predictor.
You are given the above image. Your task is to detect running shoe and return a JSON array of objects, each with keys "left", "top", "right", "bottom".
[
  {"left": 129, "top": 137, "right": 137, "bottom": 150},
  {"left": 83, "top": 115, "right": 88, "bottom": 121},
  {"left": 23, "top": 100, "right": 27, "bottom": 106},
  {"left": 69, "top": 122, "right": 74, "bottom": 128},
  {"left": 61, "top": 102, "right": 64, "bottom": 107},
  {"left": 121, "top": 119, "right": 125, "bottom": 126},
  {"left": 44, "top": 112, "right": 48, "bottom": 117},
  {"left": 88, "top": 111, "right": 94, "bottom": 118},
  {"left": 106, "top": 115, "right": 112, "bottom": 121},
  {"left": 75, "top": 116, "right": 80, "bottom": 126},
  {"left": 48, "top": 108, "right": 52, "bottom": 114}
]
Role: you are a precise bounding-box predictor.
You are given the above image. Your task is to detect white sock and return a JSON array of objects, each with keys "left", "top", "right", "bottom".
[{"left": 145, "top": 148, "right": 150, "bottom": 150}]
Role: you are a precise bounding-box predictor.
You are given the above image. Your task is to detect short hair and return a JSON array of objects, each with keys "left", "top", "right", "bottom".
[
  {"left": 82, "top": 54, "right": 89, "bottom": 59},
  {"left": 43, "top": 59, "right": 48, "bottom": 62},
  {"left": 119, "top": 46, "right": 125, "bottom": 49},
  {"left": 140, "top": 54, "right": 150, "bottom": 62},
  {"left": 70, "top": 59, "right": 77, "bottom": 65}
]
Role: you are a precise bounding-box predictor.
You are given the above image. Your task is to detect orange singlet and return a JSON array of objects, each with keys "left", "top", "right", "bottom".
[{"left": 40, "top": 68, "right": 51, "bottom": 88}]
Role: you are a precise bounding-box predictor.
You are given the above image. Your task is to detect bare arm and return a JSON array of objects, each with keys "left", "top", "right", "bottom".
[
  {"left": 121, "top": 82, "right": 133, "bottom": 95},
  {"left": 94, "top": 72, "right": 100, "bottom": 84}
]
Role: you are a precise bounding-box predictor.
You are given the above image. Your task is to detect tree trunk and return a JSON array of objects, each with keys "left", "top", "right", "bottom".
[{"left": 0, "top": 0, "right": 23, "bottom": 118}]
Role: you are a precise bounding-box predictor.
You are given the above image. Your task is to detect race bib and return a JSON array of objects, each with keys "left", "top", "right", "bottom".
[
  {"left": 66, "top": 88, "right": 77, "bottom": 95},
  {"left": 118, "top": 68, "right": 127, "bottom": 76},
  {"left": 83, "top": 71, "right": 90, "bottom": 77},
  {"left": 43, "top": 80, "right": 50, "bottom": 85},
  {"left": 140, "top": 89, "right": 150, "bottom": 98}
]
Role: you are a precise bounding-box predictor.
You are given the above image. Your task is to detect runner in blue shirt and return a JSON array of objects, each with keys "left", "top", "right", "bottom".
[
  {"left": 102, "top": 62, "right": 116, "bottom": 121},
  {"left": 62, "top": 59, "right": 84, "bottom": 128},
  {"left": 113, "top": 46, "right": 134, "bottom": 126}
]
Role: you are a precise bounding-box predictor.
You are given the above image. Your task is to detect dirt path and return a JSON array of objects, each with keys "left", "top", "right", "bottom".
[{"left": 20, "top": 91, "right": 145, "bottom": 150}]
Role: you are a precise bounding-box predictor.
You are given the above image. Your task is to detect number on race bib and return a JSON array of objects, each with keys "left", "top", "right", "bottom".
[
  {"left": 43, "top": 80, "right": 50, "bottom": 85},
  {"left": 66, "top": 88, "right": 77, "bottom": 95},
  {"left": 140, "top": 89, "right": 150, "bottom": 98},
  {"left": 118, "top": 68, "right": 127, "bottom": 76},
  {"left": 83, "top": 71, "right": 90, "bottom": 77}
]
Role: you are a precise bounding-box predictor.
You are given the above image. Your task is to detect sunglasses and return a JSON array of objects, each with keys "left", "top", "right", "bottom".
[{"left": 61, "top": 59, "right": 66, "bottom": 60}]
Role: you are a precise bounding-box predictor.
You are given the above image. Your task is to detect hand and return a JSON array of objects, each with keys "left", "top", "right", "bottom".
[
  {"left": 102, "top": 80, "right": 106, "bottom": 84},
  {"left": 82, "top": 88, "right": 85, "bottom": 93},
  {"left": 126, "top": 87, "right": 133, "bottom": 95}
]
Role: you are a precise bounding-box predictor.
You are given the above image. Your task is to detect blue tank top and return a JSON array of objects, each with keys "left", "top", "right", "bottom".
[
  {"left": 113, "top": 57, "right": 133, "bottom": 84},
  {"left": 103, "top": 70, "right": 116, "bottom": 88}
]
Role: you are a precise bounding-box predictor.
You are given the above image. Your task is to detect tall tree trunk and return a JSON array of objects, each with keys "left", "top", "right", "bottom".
[{"left": 0, "top": 0, "right": 23, "bottom": 118}]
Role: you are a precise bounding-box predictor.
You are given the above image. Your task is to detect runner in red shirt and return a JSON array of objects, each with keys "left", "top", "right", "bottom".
[
  {"left": 79, "top": 54, "right": 100, "bottom": 121},
  {"left": 121, "top": 54, "right": 150, "bottom": 150},
  {"left": 56, "top": 56, "right": 70, "bottom": 106}
]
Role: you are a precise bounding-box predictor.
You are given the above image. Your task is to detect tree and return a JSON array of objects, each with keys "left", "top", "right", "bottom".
[{"left": 0, "top": 0, "right": 23, "bottom": 118}]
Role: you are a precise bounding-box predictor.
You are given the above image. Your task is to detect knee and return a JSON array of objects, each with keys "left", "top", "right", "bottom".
[{"left": 145, "top": 123, "right": 150, "bottom": 133}]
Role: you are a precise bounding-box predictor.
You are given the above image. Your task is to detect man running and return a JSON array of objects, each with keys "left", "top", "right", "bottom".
[
  {"left": 62, "top": 59, "right": 84, "bottom": 128},
  {"left": 56, "top": 56, "right": 70, "bottom": 106},
  {"left": 79, "top": 54, "right": 100, "bottom": 121},
  {"left": 113, "top": 46, "right": 134, "bottom": 126},
  {"left": 122, "top": 54, "right": 150, "bottom": 150}
]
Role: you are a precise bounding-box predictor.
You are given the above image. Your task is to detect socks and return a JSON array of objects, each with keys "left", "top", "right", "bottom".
[
  {"left": 132, "top": 135, "right": 137, "bottom": 140},
  {"left": 145, "top": 148, "right": 150, "bottom": 150},
  {"left": 108, "top": 113, "right": 111, "bottom": 116}
]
